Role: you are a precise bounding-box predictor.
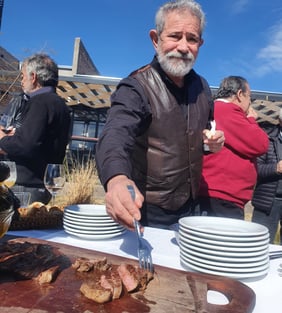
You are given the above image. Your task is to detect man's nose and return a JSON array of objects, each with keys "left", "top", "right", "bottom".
[{"left": 177, "top": 37, "right": 190, "bottom": 53}]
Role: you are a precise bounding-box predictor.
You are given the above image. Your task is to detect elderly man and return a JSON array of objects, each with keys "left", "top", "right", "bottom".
[
  {"left": 95, "top": 0, "right": 224, "bottom": 230},
  {"left": 0, "top": 53, "right": 70, "bottom": 204}
]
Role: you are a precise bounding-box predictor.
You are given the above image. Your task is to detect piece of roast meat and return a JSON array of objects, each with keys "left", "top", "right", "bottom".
[
  {"left": 117, "top": 263, "right": 140, "bottom": 292},
  {"left": 116, "top": 263, "right": 153, "bottom": 292},
  {"left": 36, "top": 265, "right": 60, "bottom": 284},
  {"left": 72, "top": 256, "right": 110, "bottom": 272},
  {"left": 80, "top": 278, "right": 113, "bottom": 304},
  {"left": 100, "top": 271, "right": 123, "bottom": 300},
  {"left": 0, "top": 241, "right": 70, "bottom": 283},
  {"left": 72, "top": 257, "right": 154, "bottom": 303}
]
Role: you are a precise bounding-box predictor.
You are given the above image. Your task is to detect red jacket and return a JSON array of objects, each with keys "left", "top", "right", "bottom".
[{"left": 199, "top": 100, "right": 269, "bottom": 208}]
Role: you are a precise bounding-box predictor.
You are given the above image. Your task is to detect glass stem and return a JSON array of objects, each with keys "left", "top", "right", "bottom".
[{"left": 51, "top": 193, "right": 55, "bottom": 206}]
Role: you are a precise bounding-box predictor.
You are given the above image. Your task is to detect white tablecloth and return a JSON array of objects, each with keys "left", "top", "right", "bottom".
[{"left": 7, "top": 227, "right": 282, "bottom": 313}]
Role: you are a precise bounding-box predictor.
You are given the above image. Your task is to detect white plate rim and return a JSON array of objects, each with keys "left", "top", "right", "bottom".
[
  {"left": 179, "top": 242, "right": 269, "bottom": 263},
  {"left": 63, "top": 220, "right": 123, "bottom": 231},
  {"left": 179, "top": 228, "right": 269, "bottom": 244},
  {"left": 180, "top": 258, "right": 269, "bottom": 279},
  {"left": 63, "top": 216, "right": 119, "bottom": 227},
  {"left": 179, "top": 232, "right": 270, "bottom": 250},
  {"left": 64, "top": 204, "right": 108, "bottom": 216},
  {"left": 63, "top": 224, "right": 124, "bottom": 235},
  {"left": 63, "top": 217, "right": 119, "bottom": 226},
  {"left": 64, "top": 228, "right": 126, "bottom": 240},
  {"left": 180, "top": 253, "right": 269, "bottom": 273},
  {"left": 179, "top": 249, "right": 269, "bottom": 268},
  {"left": 63, "top": 212, "right": 112, "bottom": 221},
  {"left": 179, "top": 216, "right": 268, "bottom": 237}
]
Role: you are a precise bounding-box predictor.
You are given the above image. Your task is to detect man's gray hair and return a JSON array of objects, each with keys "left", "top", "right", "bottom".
[
  {"left": 155, "top": 0, "right": 206, "bottom": 36},
  {"left": 22, "top": 53, "right": 59, "bottom": 87}
]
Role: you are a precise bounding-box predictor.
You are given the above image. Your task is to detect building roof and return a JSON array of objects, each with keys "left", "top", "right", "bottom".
[{"left": 1, "top": 38, "right": 282, "bottom": 125}]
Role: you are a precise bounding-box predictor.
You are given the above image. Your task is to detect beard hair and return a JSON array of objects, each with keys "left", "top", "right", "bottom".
[{"left": 157, "top": 49, "right": 195, "bottom": 77}]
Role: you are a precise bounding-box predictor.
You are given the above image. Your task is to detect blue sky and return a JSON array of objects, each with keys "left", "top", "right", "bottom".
[{"left": 0, "top": 0, "right": 282, "bottom": 93}]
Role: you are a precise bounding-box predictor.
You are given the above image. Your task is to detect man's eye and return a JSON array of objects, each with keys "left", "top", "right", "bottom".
[
  {"left": 187, "top": 36, "right": 200, "bottom": 44},
  {"left": 169, "top": 34, "right": 180, "bottom": 41}
]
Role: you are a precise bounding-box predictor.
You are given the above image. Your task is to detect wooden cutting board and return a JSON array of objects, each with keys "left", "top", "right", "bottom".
[{"left": 0, "top": 236, "right": 255, "bottom": 313}]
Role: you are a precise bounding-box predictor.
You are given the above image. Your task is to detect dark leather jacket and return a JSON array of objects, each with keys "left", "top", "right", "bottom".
[{"left": 131, "top": 65, "right": 213, "bottom": 210}]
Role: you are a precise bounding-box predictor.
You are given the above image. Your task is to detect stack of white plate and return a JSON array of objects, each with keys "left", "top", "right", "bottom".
[
  {"left": 63, "top": 204, "right": 126, "bottom": 240},
  {"left": 178, "top": 216, "right": 270, "bottom": 279}
]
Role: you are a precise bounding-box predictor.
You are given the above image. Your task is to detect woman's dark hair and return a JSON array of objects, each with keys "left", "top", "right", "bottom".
[{"left": 215, "top": 76, "right": 248, "bottom": 99}]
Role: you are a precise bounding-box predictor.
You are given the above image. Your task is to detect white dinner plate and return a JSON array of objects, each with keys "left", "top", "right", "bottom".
[
  {"left": 179, "top": 242, "right": 269, "bottom": 263},
  {"left": 180, "top": 252, "right": 269, "bottom": 274},
  {"left": 179, "top": 232, "right": 270, "bottom": 252},
  {"left": 179, "top": 216, "right": 269, "bottom": 237},
  {"left": 64, "top": 204, "right": 109, "bottom": 216},
  {"left": 179, "top": 249, "right": 269, "bottom": 268},
  {"left": 179, "top": 240, "right": 269, "bottom": 258},
  {"left": 63, "top": 215, "right": 119, "bottom": 227},
  {"left": 180, "top": 238, "right": 269, "bottom": 256},
  {"left": 63, "top": 219, "right": 124, "bottom": 231},
  {"left": 179, "top": 227, "right": 269, "bottom": 243},
  {"left": 180, "top": 257, "right": 269, "bottom": 280},
  {"left": 63, "top": 224, "right": 124, "bottom": 235},
  {"left": 64, "top": 227, "right": 127, "bottom": 240},
  {"left": 63, "top": 211, "right": 113, "bottom": 221}
]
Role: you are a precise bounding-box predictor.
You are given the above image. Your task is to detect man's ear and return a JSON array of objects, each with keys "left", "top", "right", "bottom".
[
  {"left": 199, "top": 38, "right": 204, "bottom": 47},
  {"left": 149, "top": 29, "right": 159, "bottom": 50},
  {"left": 31, "top": 71, "right": 37, "bottom": 84},
  {"left": 236, "top": 89, "right": 243, "bottom": 102}
]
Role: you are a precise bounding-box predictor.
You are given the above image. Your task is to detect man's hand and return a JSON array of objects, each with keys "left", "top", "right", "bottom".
[
  {"left": 277, "top": 160, "right": 282, "bottom": 174},
  {"left": 203, "top": 129, "right": 225, "bottom": 153},
  {"left": 105, "top": 175, "right": 144, "bottom": 231},
  {"left": 0, "top": 127, "right": 15, "bottom": 139}
]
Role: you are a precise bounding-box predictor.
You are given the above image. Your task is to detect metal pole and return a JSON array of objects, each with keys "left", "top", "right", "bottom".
[{"left": 0, "top": 0, "right": 4, "bottom": 32}]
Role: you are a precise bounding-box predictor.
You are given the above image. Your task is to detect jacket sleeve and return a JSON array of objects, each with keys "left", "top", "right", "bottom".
[
  {"left": 215, "top": 103, "right": 269, "bottom": 159},
  {"left": 256, "top": 139, "right": 280, "bottom": 180},
  {"left": 0, "top": 97, "right": 48, "bottom": 158},
  {"left": 95, "top": 77, "right": 151, "bottom": 187}
]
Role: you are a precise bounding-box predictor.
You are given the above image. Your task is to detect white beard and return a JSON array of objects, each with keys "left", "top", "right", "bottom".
[{"left": 157, "top": 49, "right": 195, "bottom": 77}]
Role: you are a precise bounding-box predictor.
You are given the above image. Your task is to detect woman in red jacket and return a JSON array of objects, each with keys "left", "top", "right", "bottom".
[{"left": 198, "top": 76, "right": 269, "bottom": 219}]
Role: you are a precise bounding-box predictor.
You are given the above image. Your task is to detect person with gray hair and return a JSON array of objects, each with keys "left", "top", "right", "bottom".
[
  {"left": 0, "top": 53, "right": 71, "bottom": 204},
  {"left": 197, "top": 76, "right": 269, "bottom": 219},
  {"left": 96, "top": 0, "right": 225, "bottom": 230},
  {"left": 252, "top": 109, "right": 282, "bottom": 243}
]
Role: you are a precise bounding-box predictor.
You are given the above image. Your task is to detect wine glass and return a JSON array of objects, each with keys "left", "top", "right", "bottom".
[
  {"left": 44, "top": 164, "right": 66, "bottom": 205},
  {"left": 0, "top": 114, "right": 13, "bottom": 133},
  {"left": 0, "top": 208, "right": 14, "bottom": 238},
  {"left": 2, "top": 161, "right": 17, "bottom": 188}
]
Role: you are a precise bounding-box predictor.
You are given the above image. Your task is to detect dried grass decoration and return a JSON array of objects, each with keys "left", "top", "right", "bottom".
[{"left": 56, "top": 160, "right": 105, "bottom": 207}]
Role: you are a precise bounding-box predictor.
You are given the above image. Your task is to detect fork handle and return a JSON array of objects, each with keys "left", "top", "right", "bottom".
[
  {"left": 127, "top": 185, "right": 135, "bottom": 200},
  {"left": 127, "top": 185, "right": 143, "bottom": 236}
]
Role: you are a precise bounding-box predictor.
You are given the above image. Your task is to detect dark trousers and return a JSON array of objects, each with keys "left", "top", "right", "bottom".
[
  {"left": 252, "top": 198, "right": 282, "bottom": 244},
  {"left": 140, "top": 198, "right": 195, "bottom": 229},
  {"left": 196, "top": 197, "right": 244, "bottom": 219}
]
